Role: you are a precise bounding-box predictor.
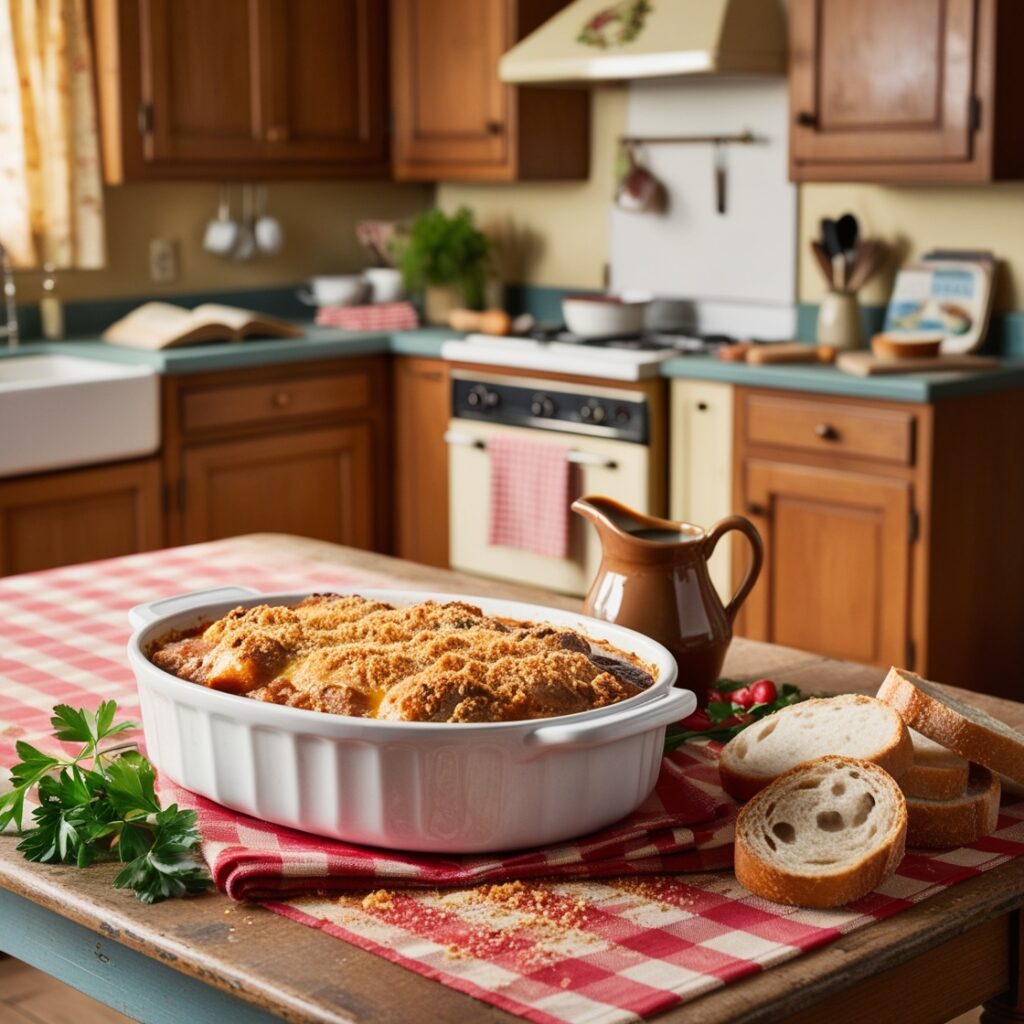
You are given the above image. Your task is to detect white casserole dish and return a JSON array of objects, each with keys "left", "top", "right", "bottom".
[{"left": 127, "top": 587, "right": 692, "bottom": 853}]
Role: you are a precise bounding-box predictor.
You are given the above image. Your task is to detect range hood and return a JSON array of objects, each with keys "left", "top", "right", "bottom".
[{"left": 500, "top": 0, "right": 787, "bottom": 84}]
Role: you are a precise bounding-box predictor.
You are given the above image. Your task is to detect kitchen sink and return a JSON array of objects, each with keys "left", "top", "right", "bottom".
[{"left": 0, "top": 353, "right": 159, "bottom": 478}]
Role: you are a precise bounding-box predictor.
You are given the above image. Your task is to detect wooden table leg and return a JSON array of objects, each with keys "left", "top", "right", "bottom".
[{"left": 984, "top": 909, "right": 1024, "bottom": 1024}]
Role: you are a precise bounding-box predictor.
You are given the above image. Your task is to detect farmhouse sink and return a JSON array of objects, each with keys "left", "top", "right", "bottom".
[{"left": 0, "top": 354, "right": 159, "bottom": 478}]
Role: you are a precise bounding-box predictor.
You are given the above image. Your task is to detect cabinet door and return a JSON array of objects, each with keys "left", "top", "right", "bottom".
[
  {"left": 257, "top": 0, "right": 388, "bottom": 165},
  {"left": 741, "top": 460, "right": 911, "bottom": 668},
  {"left": 790, "top": 0, "right": 977, "bottom": 166},
  {"left": 669, "top": 381, "right": 734, "bottom": 601},
  {"left": 391, "top": 0, "right": 510, "bottom": 173},
  {"left": 139, "top": 0, "right": 265, "bottom": 163},
  {"left": 181, "top": 426, "right": 374, "bottom": 548},
  {"left": 393, "top": 358, "right": 449, "bottom": 568},
  {"left": 0, "top": 460, "right": 162, "bottom": 576}
]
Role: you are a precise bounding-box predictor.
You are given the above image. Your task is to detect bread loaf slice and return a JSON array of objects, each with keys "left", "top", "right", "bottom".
[
  {"left": 734, "top": 756, "right": 907, "bottom": 908},
  {"left": 901, "top": 729, "right": 969, "bottom": 800},
  {"left": 906, "top": 766, "right": 1000, "bottom": 848},
  {"left": 877, "top": 668, "right": 1024, "bottom": 786},
  {"left": 718, "top": 694, "right": 912, "bottom": 802}
]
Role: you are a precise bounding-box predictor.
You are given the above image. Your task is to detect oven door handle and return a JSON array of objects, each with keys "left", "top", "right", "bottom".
[{"left": 444, "top": 431, "right": 618, "bottom": 470}]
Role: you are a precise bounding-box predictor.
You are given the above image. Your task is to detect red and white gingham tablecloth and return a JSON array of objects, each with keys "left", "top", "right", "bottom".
[{"left": 2, "top": 540, "right": 1024, "bottom": 1024}]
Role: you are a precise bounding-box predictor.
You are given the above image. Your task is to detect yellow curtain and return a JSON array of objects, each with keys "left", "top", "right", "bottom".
[{"left": 0, "top": 0, "right": 104, "bottom": 268}]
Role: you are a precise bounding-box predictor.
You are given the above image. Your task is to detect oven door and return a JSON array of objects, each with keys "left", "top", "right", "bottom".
[{"left": 446, "top": 418, "right": 652, "bottom": 597}]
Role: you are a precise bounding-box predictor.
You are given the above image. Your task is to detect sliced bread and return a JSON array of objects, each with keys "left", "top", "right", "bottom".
[
  {"left": 877, "top": 668, "right": 1024, "bottom": 786},
  {"left": 901, "top": 729, "right": 969, "bottom": 800},
  {"left": 906, "top": 766, "right": 1000, "bottom": 849},
  {"left": 718, "top": 694, "right": 912, "bottom": 802},
  {"left": 734, "top": 756, "right": 907, "bottom": 908}
]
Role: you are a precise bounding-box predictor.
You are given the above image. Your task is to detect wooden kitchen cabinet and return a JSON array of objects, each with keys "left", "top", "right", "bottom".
[
  {"left": 162, "top": 358, "right": 391, "bottom": 551},
  {"left": 732, "top": 386, "right": 1024, "bottom": 699},
  {"left": 93, "top": 0, "right": 389, "bottom": 181},
  {"left": 393, "top": 357, "right": 450, "bottom": 568},
  {"left": 390, "top": 0, "right": 589, "bottom": 181},
  {"left": 0, "top": 459, "right": 162, "bottom": 576},
  {"left": 789, "top": 0, "right": 1024, "bottom": 183}
]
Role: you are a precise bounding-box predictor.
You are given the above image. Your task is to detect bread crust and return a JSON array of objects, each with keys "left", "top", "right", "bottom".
[
  {"left": 718, "top": 695, "right": 913, "bottom": 802},
  {"left": 877, "top": 668, "right": 1024, "bottom": 786},
  {"left": 906, "top": 766, "right": 1000, "bottom": 848},
  {"left": 734, "top": 757, "right": 907, "bottom": 908}
]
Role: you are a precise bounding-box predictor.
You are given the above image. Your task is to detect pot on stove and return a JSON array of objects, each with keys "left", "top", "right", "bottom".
[{"left": 573, "top": 496, "right": 763, "bottom": 700}]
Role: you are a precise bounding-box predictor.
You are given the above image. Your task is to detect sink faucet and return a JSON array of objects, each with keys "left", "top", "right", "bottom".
[{"left": 0, "top": 239, "right": 18, "bottom": 348}]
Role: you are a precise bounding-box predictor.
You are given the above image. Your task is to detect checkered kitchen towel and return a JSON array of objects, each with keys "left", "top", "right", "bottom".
[
  {"left": 3, "top": 541, "right": 1024, "bottom": 1024},
  {"left": 488, "top": 435, "right": 577, "bottom": 559}
]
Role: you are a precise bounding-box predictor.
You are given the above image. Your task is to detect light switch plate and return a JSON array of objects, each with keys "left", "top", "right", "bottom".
[{"left": 149, "top": 238, "right": 179, "bottom": 283}]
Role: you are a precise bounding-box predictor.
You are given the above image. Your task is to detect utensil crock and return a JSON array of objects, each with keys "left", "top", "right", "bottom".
[{"left": 573, "top": 496, "right": 764, "bottom": 700}]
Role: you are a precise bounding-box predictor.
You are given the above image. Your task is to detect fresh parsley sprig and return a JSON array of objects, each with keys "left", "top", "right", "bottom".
[{"left": 0, "top": 701, "right": 212, "bottom": 904}]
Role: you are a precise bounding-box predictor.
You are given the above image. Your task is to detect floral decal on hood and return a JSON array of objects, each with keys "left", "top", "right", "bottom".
[{"left": 578, "top": 0, "right": 653, "bottom": 49}]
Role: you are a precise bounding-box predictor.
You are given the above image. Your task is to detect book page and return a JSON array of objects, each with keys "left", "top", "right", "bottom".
[
  {"left": 102, "top": 302, "right": 192, "bottom": 348},
  {"left": 189, "top": 304, "right": 261, "bottom": 332}
]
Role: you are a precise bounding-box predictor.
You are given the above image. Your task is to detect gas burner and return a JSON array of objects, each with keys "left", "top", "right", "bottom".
[{"left": 519, "top": 324, "right": 742, "bottom": 355}]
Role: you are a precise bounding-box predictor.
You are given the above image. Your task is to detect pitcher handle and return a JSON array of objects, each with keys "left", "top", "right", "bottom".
[{"left": 704, "top": 515, "right": 764, "bottom": 624}]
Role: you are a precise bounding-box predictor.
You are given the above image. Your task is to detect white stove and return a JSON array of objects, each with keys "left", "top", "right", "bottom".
[{"left": 441, "top": 329, "right": 736, "bottom": 381}]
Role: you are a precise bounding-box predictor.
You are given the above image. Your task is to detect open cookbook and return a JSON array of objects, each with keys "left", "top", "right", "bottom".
[{"left": 102, "top": 302, "right": 303, "bottom": 350}]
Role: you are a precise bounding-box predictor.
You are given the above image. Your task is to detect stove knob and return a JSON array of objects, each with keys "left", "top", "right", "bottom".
[
  {"left": 530, "top": 394, "right": 556, "bottom": 417},
  {"left": 614, "top": 405, "right": 632, "bottom": 425},
  {"left": 466, "top": 385, "right": 486, "bottom": 408},
  {"left": 581, "top": 399, "right": 606, "bottom": 424},
  {"left": 484, "top": 388, "right": 501, "bottom": 409}
]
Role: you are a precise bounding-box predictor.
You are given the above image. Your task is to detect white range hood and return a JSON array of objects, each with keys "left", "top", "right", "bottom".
[{"left": 500, "top": 0, "right": 787, "bottom": 84}]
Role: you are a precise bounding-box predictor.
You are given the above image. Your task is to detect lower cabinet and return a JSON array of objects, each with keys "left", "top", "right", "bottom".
[
  {"left": 180, "top": 425, "right": 374, "bottom": 547},
  {"left": 740, "top": 459, "right": 911, "bottom": 668},
  {"left": 0, "top": 458, "right": 162, "bottom": 575},
  {"left": 392, "top": 357, "right": 450, "bottom": 568},
  {"left": 163, "top": 357, "right": 391, "bottom": 552},
  {"left": 669, "top": 380, "right": 734, "bottom": 600}
]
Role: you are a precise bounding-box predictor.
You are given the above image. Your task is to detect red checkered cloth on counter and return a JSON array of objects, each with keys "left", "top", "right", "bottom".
[
  {"left": 314, "top": 300, "right": 419, "bottom": 330},
  {"left": 159, "top": 745, "right": 736, "bottom": 901},
  {"left": 3, "top": 542, "right": 1024, "bottom": 1024},
  {"left": 488, "top": 435, "right": 577, "bottom": 559}
]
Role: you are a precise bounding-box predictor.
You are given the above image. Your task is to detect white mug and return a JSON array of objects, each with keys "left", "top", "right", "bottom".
[
  {"left": 254, "top": 186, "right": 284, "bottom": 255},
  {"left": 203, "top": 188, "right": 239, "bottom": 255}
]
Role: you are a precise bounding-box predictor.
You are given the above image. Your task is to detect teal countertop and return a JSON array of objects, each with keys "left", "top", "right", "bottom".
[{"left": 5, "top": 327, "right": 1024, "bottom": 402}]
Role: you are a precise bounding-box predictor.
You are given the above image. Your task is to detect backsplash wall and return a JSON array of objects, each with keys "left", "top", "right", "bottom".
[{"left": 13, "top": 180, "right": 432, "bottom": 304}]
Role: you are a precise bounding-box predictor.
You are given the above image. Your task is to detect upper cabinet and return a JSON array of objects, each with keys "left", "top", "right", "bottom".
[
  {"left": 93, "top": 0, "right": 389, "bottom": 182},
  {"left": 389, "top": 0, "right": 589, "bottom": 182},
  {"left": 789, "top": 0, "right": 1024, "bottom": 183}
]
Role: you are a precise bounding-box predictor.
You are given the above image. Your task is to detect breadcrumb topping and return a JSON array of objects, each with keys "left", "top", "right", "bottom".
[{"left": 149, "top": 595, "right": 655, "bottom": 723}]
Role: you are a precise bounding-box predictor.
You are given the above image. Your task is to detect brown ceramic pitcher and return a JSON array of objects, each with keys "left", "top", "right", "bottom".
[{"left": 572, "top": 496, "right": 764, "bottom": 700}]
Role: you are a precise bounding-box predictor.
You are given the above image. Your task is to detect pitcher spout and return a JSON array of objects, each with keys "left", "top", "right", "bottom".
[{"left": 571, "top": 495, "right": 693, "bottom": 545}]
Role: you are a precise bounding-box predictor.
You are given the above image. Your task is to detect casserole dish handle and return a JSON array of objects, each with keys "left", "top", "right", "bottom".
[
  {"left": 128, "top": 586, "right": 261, "bottom": 630},
  {"left": 523, "top": 688, "right": 695, "bottom": 750}
]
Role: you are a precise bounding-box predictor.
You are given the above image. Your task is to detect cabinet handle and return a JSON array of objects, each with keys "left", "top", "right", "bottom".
[
  {"left": 266, "top": 124, "right": 289, "bottom": 142},
  {"left": 485, "top": 119, "right": 504, "bottom": 135},
  {"left": 795, "top": 111, "right": 817, "bottom": 128},
  {"left": 815, "top": 422, "right": 839, "bottom": 441},
  {"left": 696, "top": 401, "right": 709, "bottom": 412},
  {"left": 746, "top": 501, "right": 768, "bottom": 517},
  {"left": 272, "top": 391, "right": 291, "bottom": 408}
]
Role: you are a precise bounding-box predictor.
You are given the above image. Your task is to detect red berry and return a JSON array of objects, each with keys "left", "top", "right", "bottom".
[
  {"left": 730, "top": 687, "right": 755, "bottom": 708},
  {"left": 679, "top": 709, "right": 711, "bottom": 731},
  {"left": 750, "top": 679, "right": 778, "bottom": 705},
  {"left": 705, "top": 689, "right": 726, "bottom": 705}
]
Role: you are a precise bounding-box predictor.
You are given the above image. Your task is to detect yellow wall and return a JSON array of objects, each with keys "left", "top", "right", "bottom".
[
  {"left": 799, "top": 183, "right": 1024, "bottom": 312},
  {"left": 15, "top": 180, "right": 432, "bottom": 303},
  {"left": 437, "top": 87, "right": 627, "bottom": 291}
]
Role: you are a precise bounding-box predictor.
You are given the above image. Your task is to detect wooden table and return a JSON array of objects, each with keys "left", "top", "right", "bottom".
[{"left": 2, "top": 534, "right": 1023, "bottom": 1024}]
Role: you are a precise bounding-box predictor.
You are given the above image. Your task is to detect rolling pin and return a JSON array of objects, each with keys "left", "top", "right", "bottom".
[
  {"left": 746, "top": 343, "right": 836, "bottom": 365},
  {"left": 448, "top": 308, "right": 512, "bottom": 336}
]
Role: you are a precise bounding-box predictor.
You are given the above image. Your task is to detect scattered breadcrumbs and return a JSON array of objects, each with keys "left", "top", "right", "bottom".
[{"left": 361, "top": 889, "right": 395, "bottom": 912}]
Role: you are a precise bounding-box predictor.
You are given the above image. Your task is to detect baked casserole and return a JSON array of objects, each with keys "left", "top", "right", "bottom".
[{"left": 149, "top": 595, "right": 656, "bottom": 723}]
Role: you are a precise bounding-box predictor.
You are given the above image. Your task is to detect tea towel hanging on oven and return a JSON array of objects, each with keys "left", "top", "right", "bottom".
[{"left": 487, "top": 435, "right": 575, "bottom": 559}]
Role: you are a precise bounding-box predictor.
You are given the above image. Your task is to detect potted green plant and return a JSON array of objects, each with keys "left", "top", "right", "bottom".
[{"left": 397, "top": 207, "right": 490, "bottom": 325}]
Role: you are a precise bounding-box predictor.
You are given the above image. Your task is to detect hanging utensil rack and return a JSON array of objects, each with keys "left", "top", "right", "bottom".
[{"left": 618, "top": 131, "right": 756, "bottom": 147}]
